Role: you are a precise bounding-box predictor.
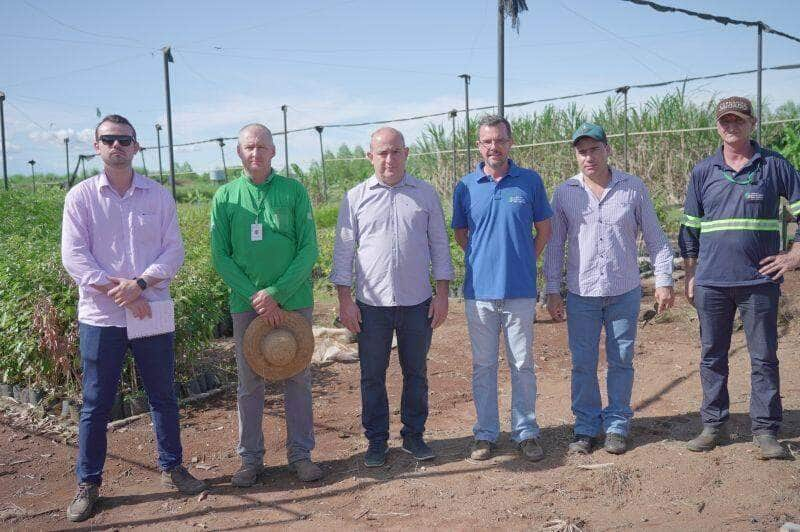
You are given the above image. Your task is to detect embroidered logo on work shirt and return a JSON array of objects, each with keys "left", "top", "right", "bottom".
[{"left": 509, "top": 195, "right": 526, "bottom": 204}]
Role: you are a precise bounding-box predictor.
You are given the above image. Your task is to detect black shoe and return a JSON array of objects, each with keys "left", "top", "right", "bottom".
[
  {"left": 401, "top": 436, "right": 436, "bottom": 461},
  {"left": 604, "top": 433, "right": 627, "bottom": 455},
  {"left": 66, "top": 483, "right": 99, "bottom": 522},
  {"left": 364, "top": 441, "right": 389, "bottom": 467},
  {"left": 568, "top": 434, "right": 596, "bottom": 455}
]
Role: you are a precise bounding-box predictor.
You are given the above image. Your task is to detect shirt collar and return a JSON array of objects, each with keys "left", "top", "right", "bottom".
[
  {"left": 566, "top": 167, "right": 626, "bottom": 187},
  {"left": 98, "top": 171, "right": 151, "bottom": 192},
  {"left": 476, "top": 158, "right": 521, "bottom": 182},
  {"left": 367, "top": 173, "right": 415, "bottom": 189},
  {"left": 244, "top": 168, "right": 275, "bottom": 186},
  {"left": 712, "top": 140, "right": 763, "bottom": 170}
]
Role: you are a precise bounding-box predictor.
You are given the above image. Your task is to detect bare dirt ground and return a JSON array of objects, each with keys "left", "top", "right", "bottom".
[{"left": 2, "top": 273, "right": 800, "bottom": 531}]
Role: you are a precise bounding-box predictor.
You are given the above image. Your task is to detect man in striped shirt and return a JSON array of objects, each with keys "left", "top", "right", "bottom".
[
  {"left": 679, "top": 96, "right": 800, "bottom": 459},
  {"left": 543, "top": 122, "right": 674, "bottom": 455}
]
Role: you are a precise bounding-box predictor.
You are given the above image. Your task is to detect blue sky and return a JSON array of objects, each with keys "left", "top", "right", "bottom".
[{"left": 1, "top": 0, "right": 799, "bottom": 177}]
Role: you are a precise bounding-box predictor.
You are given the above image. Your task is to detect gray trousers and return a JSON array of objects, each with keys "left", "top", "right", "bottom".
[{"left": 232, "top": 308, "right": 315, "bottom": 466}]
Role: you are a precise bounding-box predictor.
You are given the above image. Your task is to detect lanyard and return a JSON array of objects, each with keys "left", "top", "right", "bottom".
[{"left": 249, "top": 180, "right": 270, "bottom": 223}]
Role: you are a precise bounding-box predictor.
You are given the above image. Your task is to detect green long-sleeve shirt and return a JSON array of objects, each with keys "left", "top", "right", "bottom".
[{"left": 211, "top": 171, "right": 318, "bottom": 313}]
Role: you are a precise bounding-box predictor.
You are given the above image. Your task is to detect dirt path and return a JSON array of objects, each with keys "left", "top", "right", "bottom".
[{"left": 2, "top": 274, "right": 800, "bottom": 530}]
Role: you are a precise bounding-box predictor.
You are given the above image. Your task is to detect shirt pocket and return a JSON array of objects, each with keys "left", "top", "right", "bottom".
[
  {"left": 134, "top": 212, "right": 160, "bottom": 243},
  {"left": 268, "top": 207, "right": 294, "bottom": 237}
]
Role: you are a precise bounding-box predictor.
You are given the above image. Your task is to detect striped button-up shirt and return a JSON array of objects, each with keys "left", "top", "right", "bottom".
[
  {"left": 330, "top": 173, "right": 454, "bottom": 307},
  {"left": 543, "top": 169, "right": 673, "bottom": 297},
  {"left": 61, "top": 172, "right": 184, "bottom": 327}
]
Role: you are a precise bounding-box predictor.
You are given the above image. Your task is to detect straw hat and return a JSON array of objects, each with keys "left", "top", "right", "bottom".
[{"left": 243, "top": 311, "right": 315, "bottom": 381}]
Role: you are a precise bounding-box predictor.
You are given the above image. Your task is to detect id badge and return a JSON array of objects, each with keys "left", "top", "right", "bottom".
[{"left": 251, "top": 223, "right": 263, "bottom": 241}]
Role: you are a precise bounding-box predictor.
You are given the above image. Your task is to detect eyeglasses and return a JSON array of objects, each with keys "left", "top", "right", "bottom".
[
  {"left": 98, "top": 135, "right": 135, "bottom": 146},
  {"left": 477, "top": 138, "right": 511, "bottom": 148}
]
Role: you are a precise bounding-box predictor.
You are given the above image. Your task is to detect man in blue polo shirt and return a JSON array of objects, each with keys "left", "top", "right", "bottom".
[
  {"left": 680, "top": 96, "right": 800, "bottom": 460},
  {"left": 452, "top": 115, "right": 552, "bottom": 461}
]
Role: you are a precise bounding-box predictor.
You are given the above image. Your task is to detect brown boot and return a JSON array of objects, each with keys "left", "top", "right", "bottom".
[
  {"left": 753, "top": 434, "right": 789, "bottom": 460},
  {"left": 687, "top": 425, "right": 728, "bottom": 452},
  {"left": 161, "top": 465, "right": 207, "bottom": 495}
]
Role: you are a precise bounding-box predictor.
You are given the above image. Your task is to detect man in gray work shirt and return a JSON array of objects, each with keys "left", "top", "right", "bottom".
[{"left": 331, "top": 127, "right": 454, "bottom": 467}]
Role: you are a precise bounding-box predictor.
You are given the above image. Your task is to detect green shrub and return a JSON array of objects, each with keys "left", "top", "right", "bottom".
[{"left": 314, "top": 202, "right": 339, "bottom": 229}]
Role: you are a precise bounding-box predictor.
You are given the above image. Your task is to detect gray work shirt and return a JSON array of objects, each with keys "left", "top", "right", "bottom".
[{"left": 330, "top": 173, "right": 454, "bottom": 307}]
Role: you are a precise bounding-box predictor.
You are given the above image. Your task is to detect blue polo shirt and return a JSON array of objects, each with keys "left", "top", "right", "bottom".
[
  {"left": 678, "top": 141, "right": 800, "bottom": 287},
  {"left": 452, "top": 160, "right": 553, "bottom": 300}
]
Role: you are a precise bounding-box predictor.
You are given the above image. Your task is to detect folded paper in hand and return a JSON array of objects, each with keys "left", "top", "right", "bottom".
[{"left": 125, "top": 299, "right": 175, "bottom": 339}]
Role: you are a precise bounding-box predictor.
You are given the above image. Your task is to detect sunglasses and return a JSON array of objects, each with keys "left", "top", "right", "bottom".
[{"left": 98, "top": 135, "right": 135, "bottom": 147}]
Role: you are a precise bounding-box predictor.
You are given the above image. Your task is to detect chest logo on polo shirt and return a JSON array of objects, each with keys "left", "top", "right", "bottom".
[
  {"left": 509, "top": 195, "right": 526, "bottom": 204},
  {"left": 744, "top": 191, "right": 764, "bottom": 203}
]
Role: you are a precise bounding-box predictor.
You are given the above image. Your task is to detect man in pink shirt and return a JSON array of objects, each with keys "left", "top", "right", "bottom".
[{"left": 61, "top": 115, "right": 206, "bottom": 522}]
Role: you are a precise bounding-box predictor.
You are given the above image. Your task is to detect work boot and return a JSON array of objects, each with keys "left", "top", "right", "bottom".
[
  {"left": 518, "top": 438, "right": 545, "bottom": 462},
  {"left": 231, "top": 464, "right": 264, "bottom": 487},
  {"left": 753, "top": 434, "right": 789, "bottom": 460},
  {"left": 604, "top": 433, "right": 627, "bottom": 455},
  {"left": 161, "top": 465, "right": 207, "bottom": 495},
  {"left": 686, "top": 425, "right": 727, "bottom": 452},
  {"left": 288, "top": 459, "right": 324, "bottom": 481},
  {"left": 568, "top": 434, "right": 596, "bottom": 455},
  {"left": 468, "top": 439, "right": 494, "bottom": 461},
  {"left": 66, "top": 483, "right": 99, "bottom": 522}
]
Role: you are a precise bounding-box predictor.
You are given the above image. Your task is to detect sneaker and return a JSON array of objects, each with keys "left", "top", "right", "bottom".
[
  {"left": 518, "top": 438, "right": 545, "bottom": 462},
  {"left": 66, "top": 483, "right": 99, "bottom": 522},
  {"left": 161, "top": 465, "right": 208, "bottom": 495},
  {"left": 288, "top": 459, "right": 324, "bottom": 481},
  {"left": 364, "top": 441, "right": 389, "bottom": 468},
  {"left": 568, "top": 434, "right": 596, "bottom": 455},
  {"left": 468, "top": 439, "right": 494, "bottom": 461},
  {"left": 753, "top": 434, "right": 789, "bottom": 460},
  {"left": 231, "top": 464, "right": 264, "bottom": 488},
  {"left": 687, "top": 425, "right": 727, "bottom": 452},
  {"left": 401, "top": 436, "right": 436, "bottom": 461},
  {"left": 604, "top": 433, "right": 627, "bottom": 455}
]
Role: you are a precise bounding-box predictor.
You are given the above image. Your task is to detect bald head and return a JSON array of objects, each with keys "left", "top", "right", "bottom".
[
  {"left": 367, "top": 127, "right": 408, "bottom": 185},
  {"left": 237, "top": 123, "right": 276, "bottom": 183},
  {"left": 238, "top": 123, "right": 274, "bottom": 147}
]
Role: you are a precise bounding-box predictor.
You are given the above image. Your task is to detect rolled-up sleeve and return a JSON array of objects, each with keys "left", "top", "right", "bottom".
[
  {"left": 61, "top": 188, "right": 111, "bottom": 288},
  {"left": 543, "top": 188, "right": 567, "bottom": 294},
  {"left": 636, "top": 182, "right": 673, "bottom": 287},
  {"left": 330, "top": 190, "right": 357, "bottom": 287},
  {"left": 141, "top": 189, "right": 184, "bottom": 284},
  {"left": 427, "top": 188, "right": 455, "bottom": 281}
]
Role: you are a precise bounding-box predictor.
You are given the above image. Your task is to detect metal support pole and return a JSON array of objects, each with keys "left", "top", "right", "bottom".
[
  {"left": 449, "top": 110, "right": 458, "bottom": 186},
  {"left": 81, "top": 156, "right": 87, "bottom": 182},
  {"left": 315, "top": 126, "right": 327, "bottom": 203},
  {"left": 162, "top": 47, "right": 177, "bottom": 199},
  {"left": 281, "top": 104, "right": 289, "bottom": 176},
  {"left": 459, "top": 74, "right": 472, "bottom": 172},
  {"left": 155, "top": 123, "right": 165, "bottom": 185},
  {"left": 497, "top": 2, "right": 505, "bottom": 117},
  {"left": 28, "top": 159, "right": 35, "bottom": 193},
  {"left": 64, "top": 137, "right": 70, "bottom": 188},
  {"left": 0, "top": 91, "right": 7, "bottom": 190},
  {"left": 616, "top": 86, "right": 630, "bottom": 172},
  {"left": 217, "top": 138, "right": 228, "bottom": 181},
  {"left": 139, "top": 148, "right": 148, "bottom": 176},
  {"left": 756, "top": 22, "right": 763, "bottom": 143}
]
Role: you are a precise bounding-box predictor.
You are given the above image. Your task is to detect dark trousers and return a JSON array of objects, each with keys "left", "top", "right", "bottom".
[
  {"left": 356, "top": 299, "right": 433, "bottom": 443},
  {"left": 694, "top": 283, "right": 781, "bottom": 435},
  {"left": 77, "top": 324, "right": 182, "bottom": 485}
]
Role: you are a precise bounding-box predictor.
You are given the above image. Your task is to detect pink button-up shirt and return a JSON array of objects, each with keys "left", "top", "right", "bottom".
[{"left": 61, "top": 172, "right": 184, "bottom": 327}]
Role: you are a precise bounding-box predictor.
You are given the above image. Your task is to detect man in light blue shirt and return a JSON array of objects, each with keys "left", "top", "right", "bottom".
[
  {"left": 543, "top": 123, "right": 674, "bottom": 455},
  {"left": 452, "top": 115, "right": 552, "bottom": 462},
  {"left": 332, "top": 127, "right": 454, "bottom": 467}
]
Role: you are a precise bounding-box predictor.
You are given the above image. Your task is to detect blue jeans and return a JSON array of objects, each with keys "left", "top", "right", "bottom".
[
  {"left": 232, "top": 308, "right": 316, "bottom": 466},
  {"left": 695, "top": 283, "right": 781, "bottom": 435},
  {"left": 566, "top": 288, "right": 641, "bottom": 437},
  {"left": 356, "top": 299, "right": 432, "bottom": 443},
  {"left": 465, "top": 298, "right": 539, "bottom": 443},
  {"left": 77, "top": 324, "right": 182, "bottom": 486}
]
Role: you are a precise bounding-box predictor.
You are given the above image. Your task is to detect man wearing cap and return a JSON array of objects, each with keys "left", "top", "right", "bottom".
[
  {"left": 543, "top": 123, "right": 674, "bottom": 455},
  {"left": 331, "top": 127, "right": 454, "bottom": 467},
  {"left": 452, "top": 115, "right": 552, "bottom": 462},
  {"left": 61, "top": 114, "right": 207, "bottom": 522},
  {"left": 211, "top": 123, "right": 323, "bottom": 483},
  {"left": 680, "top": 97, "right": 800, "bottom": 459}
]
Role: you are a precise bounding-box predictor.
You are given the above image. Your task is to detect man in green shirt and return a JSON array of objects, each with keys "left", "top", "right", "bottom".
[{"left": 211, "top": 123, "right": 321, "bottom": 484}]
